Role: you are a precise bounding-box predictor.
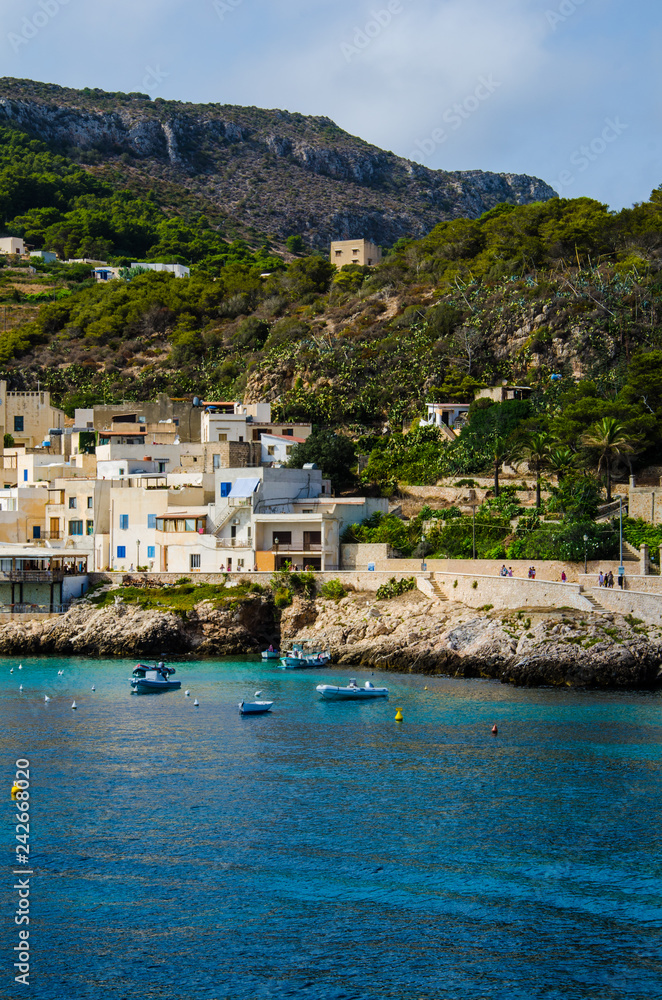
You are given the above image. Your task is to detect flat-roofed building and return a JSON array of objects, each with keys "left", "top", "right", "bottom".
[{"left": 330, "top": 239, "right": 382, "bottom": 268}]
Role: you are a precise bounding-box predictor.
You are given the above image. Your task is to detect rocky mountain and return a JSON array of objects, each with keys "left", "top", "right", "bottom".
[{"left": 0, "top": 78, "right": 556, "bottom": 249}]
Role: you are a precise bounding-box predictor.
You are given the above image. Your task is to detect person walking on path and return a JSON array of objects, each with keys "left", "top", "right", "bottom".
[
  {"left": 561, "top": 570, "right": 567, "bottom": 582},
  {"left": 598, "top": 571, "right": 604, "bottom": 587}
]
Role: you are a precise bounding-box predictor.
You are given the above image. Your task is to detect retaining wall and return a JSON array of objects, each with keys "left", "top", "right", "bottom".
[{"left": 432, "top": 572, "right": 593, "bottom": 613}]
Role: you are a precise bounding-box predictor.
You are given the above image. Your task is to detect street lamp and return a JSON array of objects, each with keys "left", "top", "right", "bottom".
[
  {"left": 583, "top": 533, "right": 588, "bottom": 576},
  {"left": 619, "top": 496, "right": 624, "bottom": 587}
]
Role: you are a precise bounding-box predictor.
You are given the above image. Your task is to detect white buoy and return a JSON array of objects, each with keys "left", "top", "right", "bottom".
[
  {"left": 255, "top": 690, "right": 262, "bottom": 697},
  {"left": 44, "top": 695, "right": 50, "bottom": 703},
  {"left": 193, "top": 698, "right": 199, "bottom": 707},
  {"left": 18, "top": 664, "right": 22, "bottom": 670},
  {"left": 19, "top": 684, "right": 23, "bottom": 691},
  {"left": 71, "top": 701, "right": 77, "bottom": 710},
  {"left": 185, "top": 690, "right": 190, "bottom": 697},
  {"left": 10, "top": 668, "right": 13, "bottom": 673},
  {"left": 58, "top": 670, "right": 63, "bottom": 676},
  {"left": 91, "top": 685, "right": 95, "bottom": 692}
]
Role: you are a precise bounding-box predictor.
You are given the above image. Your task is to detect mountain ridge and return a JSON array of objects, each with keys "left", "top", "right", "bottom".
[{"left": 0, "top": 77, "right": 557, "bottom": 249}]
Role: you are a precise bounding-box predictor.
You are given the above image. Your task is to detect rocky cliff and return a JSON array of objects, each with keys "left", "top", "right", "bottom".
[
  {"left": 0, "top": 78, "right": 557, "bottom": 248},
  {"left": 2, "top": 589, "right": 661, "bottom": 690}
]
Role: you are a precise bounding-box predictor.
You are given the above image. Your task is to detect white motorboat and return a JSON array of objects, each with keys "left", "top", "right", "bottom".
[
  {"left": 280, "top": 644, "right": 331, "bottom": 669},
  {"left": 316, "top": 679, "right": 389, "bottom": 701},
  {"left": 239, "top": 698, "right": 274, "bottom": 715},
  {"left": 131, "top": 663, "right": 181, "bottom": 693}
]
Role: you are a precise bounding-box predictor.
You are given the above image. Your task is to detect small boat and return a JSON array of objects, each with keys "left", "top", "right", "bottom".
[
  {"left": 279, "top": 644, "right": 331, "bottom": 669},
  {"left": 316, "top": 679, "right": 389, "bottom": 701},
  {"left": 239, "top": 699, "right": 274, "bottom": 715},
  {"left": 131, "top": 663, "right": 182, "bottom": 694},
  {"left": 261, "top": 646, "right": 280, "bottom": 660}
]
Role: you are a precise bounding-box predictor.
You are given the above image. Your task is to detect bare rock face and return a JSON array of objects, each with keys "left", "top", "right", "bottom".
[
  {"left": 0, "top": 595, "right": 276, "bottom": 658},
  {"left": 288, "top": 591, "right": 662, "bottom": 690},
  {"left": 0, "top": 79, "right": 557, "bottom": 249}
]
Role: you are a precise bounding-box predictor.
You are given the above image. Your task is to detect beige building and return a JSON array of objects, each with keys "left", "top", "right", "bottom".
[
  {"left": 0, "top": 487, "right": 50, "bottom": 544},
  {"left": 0, "top": 238, "right": 26, "bottom": 255},
  {"left": 330, "top": 239, "right": 382, "bottom": 268},
  {"left": 0, "top": 383, "right": 66, "bottom": 450}
]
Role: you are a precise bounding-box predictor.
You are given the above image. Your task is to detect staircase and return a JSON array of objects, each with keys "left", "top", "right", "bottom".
[
  {"left": 583, "top": 591, "right": 607, "bottom": 613},
  {"left": 430, "top": 578, "right": 448, "bottom": 602}
]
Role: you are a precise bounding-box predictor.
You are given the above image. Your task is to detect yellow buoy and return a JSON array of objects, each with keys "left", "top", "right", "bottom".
[
  {"left": 424, "top": 686, "right": 428, "bottom": 691},
  {"left": 395, "top": 708, "right": 404, "bottom": 722},
  {"left": 11, "top": 784, "right": 21, "bottom": 800}
]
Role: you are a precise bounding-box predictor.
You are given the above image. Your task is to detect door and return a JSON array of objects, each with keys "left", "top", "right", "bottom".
[
  {"left": 50, "top": 518, "right": 60, "bottom": 540},
  {"left": 304, "top": 531, "right": 321, "bottom": 550}
]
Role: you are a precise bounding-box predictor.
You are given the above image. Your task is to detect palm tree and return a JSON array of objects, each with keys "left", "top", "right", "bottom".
[
  {"left": 491, "top": 436, "right": 511, "bottom": 497},
  {"left": 581, "top": 418, "right": 638, "bottom": 502},
  {"left": 547, "top": 446, "right": 576, "bottom": 483},
  {"left": 513, "top": 432, "right": 552, "bottom": 508}
]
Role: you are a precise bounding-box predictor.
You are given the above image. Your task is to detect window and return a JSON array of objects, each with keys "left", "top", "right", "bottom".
[
  {"left": 86, "top": 520, "right": 94, "bottom": 536},
  {"left": 117, "top": 545, "right": 126, "bottom": 559},
  {"left": 68, "top": 521, "right": 83, "bottom": 536},
  {"left": 273, "top": 531, "right": 291, "bottom": 545},
  {"left": 68, "top": 497, "right": 77, "bottom": 509},
  {"left": 119, "top": 514, "right": 129, "bottom": 530},
  {"left": 32, "top": 526, "right": 41, "bottom": 539},
  {"left": 286, "top": 446, "right": 293, "bottom": 456},
  {"left": 23, "top": 470, "right": 28, "bottom": 482},
  {"left": 190, "top": 554, "right": 201, "bottom": 570},
  {"left": 147, "top": 546, "right": 155, "bottom": 559},
  {"left": 87, "top": 497, "right": 93, "bottom": 509},
  {"left": 218, "top": 433, "right": 227, "bottom": 442},
  {"left": 13, "top": 416, "right": 23, "bottom": 433},
  {"left": 220, "top": 482, "right": 232, "bottom": 498},
  {"left": 147, "top": 514, "right": 156, "bottom": 529},
  {"left": 158, "top": 461, "right": 167, "bottom": 473},
  {"left": 213, "top": 454, "right": 220, "bottom": 470},
  {"left": 335, "top": 250, "right": 342, "bottom": 256},
  {"left": 282, "top": 428, "right": 293, "bottom": 436},
  {"left": 267, "top": 446, "right": 275, "bottom": 456}
]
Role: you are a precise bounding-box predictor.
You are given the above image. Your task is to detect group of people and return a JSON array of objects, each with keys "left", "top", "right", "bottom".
[
  {"left": 598, "top": 570, "right": 615, "bottom": 588},
  {"left": 527, "top": 566, "right": 536, "bottom": 579},
  {"left": 499, "top": 565, "right": 514, "bottom": 577}
]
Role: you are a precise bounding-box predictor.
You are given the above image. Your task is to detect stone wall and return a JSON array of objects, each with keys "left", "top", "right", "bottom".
[
  {"left": 432, "top": 572, "right": 592, "bottom": 613},
  {"left": 585, "top": 586, "right": 662, "bottom": 625}
]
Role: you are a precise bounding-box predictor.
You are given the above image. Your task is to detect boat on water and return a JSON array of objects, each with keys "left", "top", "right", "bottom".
[
  {"left": 131, "top": 663, "right": 182, "bottom": 694},
  {"left": 261, "top": 647, "right": 280, "bottom": 660},
  {"left": 279, "top": 643, "right": 331, "bottom": 669},
  {"left": 316, "top": 679, "right": 389, "bottom": 701},
  {"left": 239, "top": 698, "right": 274, "bottom": 715}
]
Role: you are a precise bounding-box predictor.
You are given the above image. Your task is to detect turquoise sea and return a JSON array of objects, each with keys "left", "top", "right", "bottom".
[{"left": 1, "top": 656, "right": 662, "bottom": 1000}]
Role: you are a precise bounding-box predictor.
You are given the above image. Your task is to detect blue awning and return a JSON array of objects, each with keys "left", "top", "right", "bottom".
[{"left": 229, "top": 477, "right": 261, "bottom": 498}]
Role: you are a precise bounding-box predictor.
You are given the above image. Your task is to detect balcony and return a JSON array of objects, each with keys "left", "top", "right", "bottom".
[
  {"left": 271, "top": 543, "right": 322, "bottom": 553},
  {"left": 216, "top": 538, "right": 253, "bottom": 549}
]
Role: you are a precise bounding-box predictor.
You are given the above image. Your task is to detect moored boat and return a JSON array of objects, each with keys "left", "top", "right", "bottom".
[
  {"left": 131, "top": 663, "right": 181, "bottom": 694},
  {"left": 239, "top": 699, "right": 274, "bottom": 715},
  {"left": 316, "top": 679, "right": 389, "bottom": 701},
  {"left": 279, "top": 643, "right": 331, "bottom": 669},
  {"left": 261, "top": 646, "right": 280, "bottom": 660}
]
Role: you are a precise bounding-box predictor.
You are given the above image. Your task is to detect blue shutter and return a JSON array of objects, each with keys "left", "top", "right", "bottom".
[
  {"left": 147, "top": 546, "right": 155, "bottom": 559},
  {"left": 32, "top": 526, "right": 41, "bottom": 539},
  {"left": 119, "top": 514, "right": 129, "bottom": 530},
  {"left": 117, "top": 546, "right": 126, "bottom": 559},
  {"left": 147, "top": 514, "right": 156, "bottom": 529},
  {"left": 23, "top": 470, "right": 28, "bottom": 482},
  {"left": 220, "top": 482, "right": 232, "bottom": 497}
]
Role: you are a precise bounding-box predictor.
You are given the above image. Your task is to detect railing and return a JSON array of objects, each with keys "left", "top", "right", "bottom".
[
  {"left": 216, "top": 538, "right": 253, "bottom": 548},
  {"left": 596, "top": 497, "right": 629, "bottom": 521},
  {"left": 271, "top": 543, "right": 322, "bottom": 553},
  {"left": 7, "top": 570, "right": 66, "bottom": 582}
]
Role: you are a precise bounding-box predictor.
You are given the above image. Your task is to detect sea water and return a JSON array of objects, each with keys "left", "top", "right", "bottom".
[{"left": 1, "top": 656, "right": 661, "bottom": 1000}]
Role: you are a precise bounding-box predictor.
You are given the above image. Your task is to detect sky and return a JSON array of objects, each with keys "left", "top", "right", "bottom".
[{"left": 1, "top": 0, "right": 660, "bottom": 210}]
